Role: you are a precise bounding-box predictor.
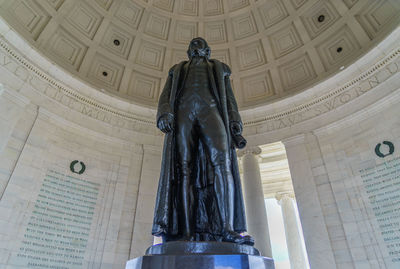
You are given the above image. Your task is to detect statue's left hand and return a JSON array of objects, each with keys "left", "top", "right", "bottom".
[
  {"left": 230, "top": 121, "right": 242, "bottom": 136},
  {"left": 157, "top": 114, "right": 174, "bottom": 133}
]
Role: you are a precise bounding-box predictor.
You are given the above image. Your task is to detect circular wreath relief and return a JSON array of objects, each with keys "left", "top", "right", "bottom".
[
  {"left": 70, "top": 160, "right": 86, "bottom": 174},
  {"left": 375, "top": 141, "right": 395, "bottom": 158}
]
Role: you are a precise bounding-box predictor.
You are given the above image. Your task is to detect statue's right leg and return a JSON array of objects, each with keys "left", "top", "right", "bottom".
[
  {"left": 198, "top": 111, "right": 245, "bottom": 244},
  {"left": 175, "top": 108, "right": 195, "bottom": 241}
]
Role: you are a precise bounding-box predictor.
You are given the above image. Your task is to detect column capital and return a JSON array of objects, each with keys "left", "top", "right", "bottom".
[
  {"left": 275, "top": 191, "right": 295, "bottom": 204},
  {"left": 237, "top": 146, "right": 262, "bottom": 158}
]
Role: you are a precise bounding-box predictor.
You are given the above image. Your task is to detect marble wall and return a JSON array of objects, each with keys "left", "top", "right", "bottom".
[
  {"left": 281, "top": 52, "right": 400, "bottom": 269},
  {"left": 312, "top": 98, "right": 400, "bottom": 269},
  {"left": 0, "top": 90, "right": 163, "bottom": 268},
  {"left": 0, "top": 35, "right": 163, "bottom": 269},
  {"left": 243, "top": 27, "right": 400, "bottom": 268},
  {"left": 282, "top": 91, "right": 400, "bottom": 269},
  {"left": 0, "top": 16, "right": 164, "bottom": 268}
]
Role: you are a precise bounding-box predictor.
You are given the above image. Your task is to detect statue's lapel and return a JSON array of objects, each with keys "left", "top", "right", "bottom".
[
  {"left": 212, "top": 60, "right": 230, "bottom": 140},
  {"left": 177, "top": 61, "right": 190, "bottom": 98},
  {"left": 207, "top": 60, "right": 221, "bottom": 105},
  {"left": 170, "top": 61, "right": 186, "bottom": 107}
]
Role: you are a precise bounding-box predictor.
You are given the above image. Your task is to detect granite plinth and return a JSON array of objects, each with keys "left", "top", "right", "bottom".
[
  {"left": 126, "top": 242, "right": 274, "bottom": 269},
  {"left": 126, "top": 254, "right": 275, "bottom": 269},
  {"left": 146, "top": 241, "right": 260, "bottom": 255}
]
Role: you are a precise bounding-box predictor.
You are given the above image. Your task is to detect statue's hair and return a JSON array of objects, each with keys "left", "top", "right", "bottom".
[{"left": 187, "top": 37, "right": 211, "bottom": 59}]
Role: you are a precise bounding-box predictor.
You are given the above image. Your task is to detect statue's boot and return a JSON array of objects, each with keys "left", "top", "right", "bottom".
[
  {"left": 222, "top": 230, "right": 245, "bottom": 244},
  {"left": 214, "top": 164, "right": 245, "bottom": 244},
  {"left": 242, "top": 235, "right": 255, "bottom": 246}
]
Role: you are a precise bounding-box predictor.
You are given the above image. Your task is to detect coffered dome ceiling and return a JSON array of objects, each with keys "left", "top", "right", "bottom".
[{"left": 1, "top": 0, "right": 399, "bottom": 109}]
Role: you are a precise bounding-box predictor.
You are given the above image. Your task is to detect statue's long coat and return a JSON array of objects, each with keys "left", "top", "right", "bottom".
[{"left": 152, "top": 59, "right": 247, "bottom": 238}]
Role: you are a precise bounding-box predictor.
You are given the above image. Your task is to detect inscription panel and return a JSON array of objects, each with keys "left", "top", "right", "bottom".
[
  {"left": 10, "top": 169, "right": 100, "bottom": 269},
  {"left": 360, "top": 157, "right": 400, "bottom": 264}
]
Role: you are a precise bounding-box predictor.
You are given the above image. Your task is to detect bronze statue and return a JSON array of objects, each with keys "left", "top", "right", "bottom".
[{"left": 152, "top": 37, "right": 253, "bottom": 245}]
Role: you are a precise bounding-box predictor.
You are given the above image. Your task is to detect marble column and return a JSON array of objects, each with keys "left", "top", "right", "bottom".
[
  {"left": 238, "top": 146, "right": 272, "bottom": 257},
  {"left": 276, "top": 192, "right": 308, "bottom": 269}
]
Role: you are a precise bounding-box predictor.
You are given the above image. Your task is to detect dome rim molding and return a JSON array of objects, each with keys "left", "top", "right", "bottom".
[
  {"left": 0, "top": 20, "right": 399, "bottom": 133},
  {"left": 242, "top": 36, "right": 400, "bottom": 125}
]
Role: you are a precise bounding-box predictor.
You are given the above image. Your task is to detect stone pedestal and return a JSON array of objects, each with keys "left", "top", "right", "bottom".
[
  {"left": 146, "top": 241, "right": 260, "bottom": 255},
  {"left": 126, "top": 254, "right": 274, "bottom": 269},
  {"left": 126, "top": 242, "right": 275, "bottom": 269}
]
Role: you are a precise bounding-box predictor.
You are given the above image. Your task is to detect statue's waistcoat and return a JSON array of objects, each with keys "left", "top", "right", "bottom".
[{"left": 179, "top": 60, "right": 216, "bottom": 106}]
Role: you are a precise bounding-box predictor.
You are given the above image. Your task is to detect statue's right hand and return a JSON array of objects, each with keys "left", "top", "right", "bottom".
[{"left": 157, "top": 114, "right": 174, "bottom": 133}]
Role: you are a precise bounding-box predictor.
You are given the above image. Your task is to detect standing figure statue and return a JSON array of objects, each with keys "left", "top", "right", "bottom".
[{"left": 152, "top": 37, "right": 253, "bottom": 245}]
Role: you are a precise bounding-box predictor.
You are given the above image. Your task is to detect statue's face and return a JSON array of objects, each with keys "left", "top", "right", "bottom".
[{"left": 188, "top": 38, "right": 210, "bottom": 59}]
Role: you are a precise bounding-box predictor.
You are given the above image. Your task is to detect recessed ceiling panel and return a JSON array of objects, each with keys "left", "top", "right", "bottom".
[{"left": 0, "top": 0, "right": 398, "bottom": 109}]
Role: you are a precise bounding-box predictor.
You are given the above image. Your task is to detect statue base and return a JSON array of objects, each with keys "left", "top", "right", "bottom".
[{"left": 125, "top": 242, "right": 275, "bottom": 269}]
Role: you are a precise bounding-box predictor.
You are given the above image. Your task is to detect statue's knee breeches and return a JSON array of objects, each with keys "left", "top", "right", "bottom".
[{"left": 209, "top": 151, "right": 230, "bottom": 168}]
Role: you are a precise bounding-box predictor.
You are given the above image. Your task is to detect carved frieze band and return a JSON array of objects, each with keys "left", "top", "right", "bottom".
[
  {"left": 245, "top": 47, "right": 400, "bottom": 130},
  {"left": 0, "top": 35, "right": 399, "bottom": 133},
  {"left": 0, "top": 37, "right": 157, "bottom": 134}
]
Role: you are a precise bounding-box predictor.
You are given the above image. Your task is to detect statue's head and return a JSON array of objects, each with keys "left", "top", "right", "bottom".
[{"left": 187, "top": 37, "right": 210, "bottom": 59}]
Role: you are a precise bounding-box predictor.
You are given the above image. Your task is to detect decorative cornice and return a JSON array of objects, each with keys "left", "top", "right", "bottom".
[
  {"left": 38, "top": 107, "right": 138, "bottom": 148},
  {"left": 281, "top": 134, "right": 306, "bottom": 147},
  {"left": 0, "top": 85, "right": 30, "bottom": 106},
  {"left": 312, "top": 76, "right": 400, "bottom": 137},
  {"left": 0, "top": 37, "right": 155, "bottom": 126},
  {"left": 143, "top": 144, "right": 163, "bottom": 154}
]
